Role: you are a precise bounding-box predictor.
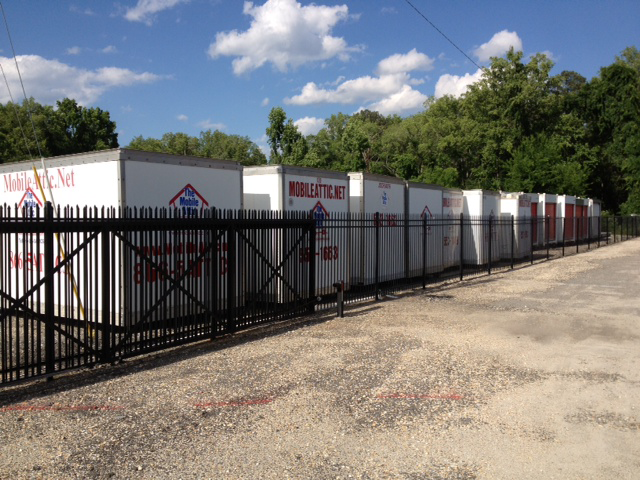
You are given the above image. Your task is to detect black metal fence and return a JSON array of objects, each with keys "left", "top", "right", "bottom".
[
  {"left": 1, "top": 204, "right": 314, "bottom": 384},
  {"left": 1, "top": 204, "right": 638, "bottom": 385}
]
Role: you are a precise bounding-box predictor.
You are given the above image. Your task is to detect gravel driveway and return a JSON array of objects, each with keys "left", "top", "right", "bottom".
[{"left": 1, "top": 239, "right": 639, "bottom": 479}]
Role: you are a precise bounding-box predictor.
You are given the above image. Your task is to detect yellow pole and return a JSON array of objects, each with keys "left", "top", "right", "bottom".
[{"left": 32, "top": 165, "right": 90, "bottom": 335}]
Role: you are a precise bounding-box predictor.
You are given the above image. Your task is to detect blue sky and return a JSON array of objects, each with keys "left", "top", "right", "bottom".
[{"left": 1, "top": 0, "right": 638, "bottom": 155}]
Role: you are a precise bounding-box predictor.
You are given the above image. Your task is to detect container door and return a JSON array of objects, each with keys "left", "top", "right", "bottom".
[
  {"left": 545, "top": 203, "right": 556, "bottom": 241},
  {"left": 565, "top": 204, "right": 575, "bottom": 241},
  {"left": 581, "top": 206, "right": 588, "bottom": 239}
]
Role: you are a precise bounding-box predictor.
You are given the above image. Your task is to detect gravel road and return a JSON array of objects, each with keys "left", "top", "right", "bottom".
[{"left": 1, "top": 239, "right": 639, "bottom": 479}]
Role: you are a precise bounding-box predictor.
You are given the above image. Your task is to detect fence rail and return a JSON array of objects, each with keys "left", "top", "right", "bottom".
[{"left": 1, "top": 204, "right": 638, "bottom": 385}]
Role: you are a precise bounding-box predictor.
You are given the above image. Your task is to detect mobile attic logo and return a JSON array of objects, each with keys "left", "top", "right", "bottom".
[
  {"left": 421, "top": 205, "right": 433, "bottom": 233},
  {"left": 381, "top": 191, "right": 389, "bottom": 207},
  {"left": 18, "top": 187, "right": 43, "bottom": 216},
  {"left": 312, "top": 201, "right": 329, "bottom": 239},
  {"left": 169, "top": 184, "right": 209, "bottom": 216}
]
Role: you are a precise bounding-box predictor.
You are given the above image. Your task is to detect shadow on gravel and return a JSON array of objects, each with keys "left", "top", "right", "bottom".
[{"left": 0, "top": 307, "right": 347, "bottom": 405}]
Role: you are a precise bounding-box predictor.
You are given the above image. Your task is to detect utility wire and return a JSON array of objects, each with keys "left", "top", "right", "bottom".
[
  {"left": 403, "top": 0, "right": 483, "bottom": 71},
  {"left": 0, "top": 61, "right": 33, "bottom": 158},
  {"left": 0, "top": 0, "right": 45, "bottom": 159}
]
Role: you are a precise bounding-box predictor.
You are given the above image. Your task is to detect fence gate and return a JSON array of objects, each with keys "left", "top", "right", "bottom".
[
  {"left": 1, "top": 205, "right": 105, "bottom": 383},
  {"left": 1, "top": 206, "right": 315, "bottom": 385}
]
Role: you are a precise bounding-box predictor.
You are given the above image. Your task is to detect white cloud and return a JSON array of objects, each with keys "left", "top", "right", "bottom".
[
  {"left": 376, "top": 48, "right": 434, "bottom": 75},
  {"left": 125, "top": 0, "right": 189, "bottom": 26},
  {"left": 294, "top": 116, "right": 325, "bottom": 136},
  {"left": 70, "top": 6, "right": 95, "bottom": 16},
  {"left": 197, "top": 119, "right": 226, "bottom": 130},
  {"left": 261, "top": 97, "right": 269, "bottom": 107},
  {"left": 537, "top": 50, "right": 556, "bottom": 62},
  {"left": 102, "top": 45, "right": 118, "bottom": 54},
  {"left": 0, "top": 55, "right": 166, "bottom": 105},
  {"left": 286, "top": 73, "right": 411, "bottom": 105},
  {"left": 473, "top": 30, "right": 523, "bottom": 62},
  {"left": 177, "top": 114, "right": 188, "bottom": 121},
  {"left": 284, "top": 48, "right": 434, "bottom": 116},
  {"left": 208, "top": 0, "right": 357, "bottom": 75},
  {"left": 66, "top": 46, "right": 82, "bottom": 55},
  {"left": 434, "top": 69, "right": 484, "bottom": 98},
  {"left": 366, "top": 85, "right": 428, "bottom": 115}
]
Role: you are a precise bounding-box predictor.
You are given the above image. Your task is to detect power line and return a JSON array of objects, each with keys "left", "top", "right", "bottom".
[
  {"left": 0, "top": 61, "right": 33, "bottom": 158},
  {"left": 0, "top": 0, "right": 45, "bottom": 159},
  {"left": 403, "top": 0, "right": 483, "bottom": 71}
]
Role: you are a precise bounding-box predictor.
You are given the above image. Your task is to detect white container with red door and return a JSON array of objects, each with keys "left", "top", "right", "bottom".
[
  {"left": 538, "top": 193, "right": 558, "bottom": 244},
  {"left": 557, "top": 195, "right": 577, "bottom": 243}
]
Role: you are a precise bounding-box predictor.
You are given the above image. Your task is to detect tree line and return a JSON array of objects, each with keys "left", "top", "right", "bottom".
[
  {"left": 267, "top": 47, "right": 640, "bottom": 214},
  {"left": 1, "top": 47, "right": 637, "bottom": 213}
]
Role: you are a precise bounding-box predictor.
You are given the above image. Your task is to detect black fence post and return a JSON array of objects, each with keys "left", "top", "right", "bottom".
[
  {"left": 576, "top": 216, "right": 580, "bottom": 254},
  {"left": 627, "top": 216, "right": 630, "bottom": 240},
  {"left": 510, "top": 215, "right": 515, "bottom": 269},
  {"left": 101, "top": 226, "right": 112, "bottom": 363},
  {"left": 613, "top": 216, "right": 616, "bottom": 244},
  {"left": 422, "top": 215, "right": 427, "bottom": 289},
  {"left": 562, "top": 217, "right": 566, "bottom": 256},
  {"left": 374, "top": 212, "right": 380, "bottom": 301},
  {"left": 606, "top": 216, "right": 609, "bottom": 245},
  {"left": 545, "top": 216, "right": 550, "bottom": 260},
  {"left": 210, "top": 208, "right": 219, "bottom": 339},
  {"left": 597, "top": 216, "right": 601, "bottom": 248},
  {"left": 43, "top": 202, "right": 55, "bottom": 377},
  {"left": 490, "top": 216, "right": 493, "bottom": 275},
  {"left": 587, "top": 216, "right": 591, "bottom": 250},
  {"left": 459, "top": 213, "right": 464, "bottom": 281},
  {"left": 334, "top": 281, "right": 344, "bottom": 318},
  {"left": 308, "top": 215, "right": 316, "bottom": 314},
  {"left": 226, "top": 224, "right": 236, "bottom": 333},
  {"left": 528, "top": 215, "right": 533, "bottom": 264}
]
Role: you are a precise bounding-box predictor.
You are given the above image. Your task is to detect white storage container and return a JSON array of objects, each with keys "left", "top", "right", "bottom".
[
  {"left": 557, "top": 194, "right": 577, "bottom": 242},
  {"left": 442, "top": 188, "right": 464, "bottom": 269},
  {"left": 243, "top": 165, "right": 350, "bottom": 298},
  {"left": 575, "top": 197, "right": 589, "bottom": 241},
  {"left": 538, "top": 193, "right": 558, "bottom": 243},
  {"left": 462, "top": 190, "right": 501, "bottom": 265},
  {"left": 348, "top": 172, "right": 405, "bottom": 285},
  {"left": 405, "top": 182, "right": 444, "bottom": 276},
  {"left": 1, "top": 148, "right": 242, "bottom": 212},
  {"left": 527, "top": 193, "right": 543, "bottom": 246},
  {"left": 499, "top": 192, "right": 533, "bottom": 259},
  {"left": 0, "top": 149, "right": 244, "bottom": 324}
]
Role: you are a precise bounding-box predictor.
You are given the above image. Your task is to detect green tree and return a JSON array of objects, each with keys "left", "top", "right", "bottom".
[
  {"left": 128, "top": 130, "right": 266, "bottom": 165},
  {"left": 461, "top": 50, "right": 562, "bottom": 189},
  {"left": 0, "top": 97, "right": 118, "bottom": 163},
  {"left": 47, "top": 98, "right": 118, "bottom": 155},
  {"left": 583, "top": 61, "right": 640, "bottom": 211},
  {"left": 265, "top": 107, "right": 307, "bottom": 164},
  {"left": 341, "top": 110, "right": 390, "bottom": 173},
  {"left": 198, "top": 130, "right": 266, "bottom": 165}
]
